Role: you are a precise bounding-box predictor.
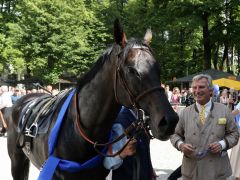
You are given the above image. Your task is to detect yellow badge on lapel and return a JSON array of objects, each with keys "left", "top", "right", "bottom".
[{"left": 218, "top": 118, "right": 226, "bottom": 125}]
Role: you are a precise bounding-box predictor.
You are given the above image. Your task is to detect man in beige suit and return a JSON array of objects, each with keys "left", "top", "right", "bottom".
[{"left": 170, "top": 74, "right": 239, "bottom": 180}]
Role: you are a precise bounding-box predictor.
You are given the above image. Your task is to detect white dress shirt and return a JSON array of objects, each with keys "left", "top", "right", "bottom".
[{"left": 0, "top": 92, "right": 13, "bottom": 109}]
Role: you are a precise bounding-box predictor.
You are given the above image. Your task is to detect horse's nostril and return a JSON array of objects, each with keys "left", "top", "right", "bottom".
[
  {"left": 158, "top": 117, "right": 167, "bottom": 128},
  {"left": 158, "top": 115, "right": 178, "bottom": 133}
]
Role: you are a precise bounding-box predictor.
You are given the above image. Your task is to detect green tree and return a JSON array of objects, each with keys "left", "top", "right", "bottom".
[{"left": 1, "top": 0, "right": 111, "bottom": 84}]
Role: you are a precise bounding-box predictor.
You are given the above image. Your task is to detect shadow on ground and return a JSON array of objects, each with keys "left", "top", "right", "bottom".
[
  {"left": 154, "top": 168, "right": 181, "bottom": 180},
  {"left": 154, "top": 168, "right": 235, "bottom": 180}
]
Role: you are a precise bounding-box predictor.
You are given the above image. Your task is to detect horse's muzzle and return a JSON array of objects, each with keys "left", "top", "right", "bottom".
[{"left": 152, "top": 112, "right": 179, "bottom": 140}]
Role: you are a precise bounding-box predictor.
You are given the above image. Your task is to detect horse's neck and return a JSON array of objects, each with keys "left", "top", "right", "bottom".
[{"left": 77, "top": 60, "right": 121, "bottom": 139}]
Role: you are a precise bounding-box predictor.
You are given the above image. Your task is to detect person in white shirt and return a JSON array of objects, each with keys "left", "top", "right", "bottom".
[
  {"left": 230, "top": 102, "right": 240, "bottom": 180},
  {"left": 0, "top": 85, "right": 13, "bottom": 135},
  {"left": 0, "top": 85, "right": 13, "bottom": 109},
  {"left": 165, "top": 85, "right": 173, "bottom": 102}
]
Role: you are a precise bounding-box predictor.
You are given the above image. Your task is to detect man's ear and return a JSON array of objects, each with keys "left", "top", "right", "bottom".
[{"left": 210, "top": 89, "right": 213, "bottom": 96}]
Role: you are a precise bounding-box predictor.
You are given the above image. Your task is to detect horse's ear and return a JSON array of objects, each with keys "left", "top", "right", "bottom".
[
  {"left": 114, "top": 19, "right": 127, "bottom": 47},
  {"left": 143, "top": 29, "right": 152, "bottom": 45}
]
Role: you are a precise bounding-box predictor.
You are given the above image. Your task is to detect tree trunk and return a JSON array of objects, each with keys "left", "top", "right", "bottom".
[
  {"left": 213, "top": 43, "right": 219, "bottom": 69},
  {"left": 238, "top": 48, "right": 240, "bottom": 75},
  {"left": 220, "top": 43, "right": 228, "bottom": 71},
  {"left": 230, "top": 45, "right": 234, "bottom": 73},
  {"left": 201, "top": 12, "right": 211, "bottom": 70}
]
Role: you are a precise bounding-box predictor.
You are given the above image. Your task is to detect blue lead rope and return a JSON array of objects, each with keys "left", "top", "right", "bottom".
[
  {"left": 38, "top": 89, "right": 107, "bottom": 180},
  {"left": 47, "top": 89, "right": 76, "bottom": 155}
]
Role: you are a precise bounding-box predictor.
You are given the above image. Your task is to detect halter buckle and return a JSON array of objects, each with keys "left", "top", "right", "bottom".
[{"left": 137, "top": 109, "right": 149, "bottom": 123}]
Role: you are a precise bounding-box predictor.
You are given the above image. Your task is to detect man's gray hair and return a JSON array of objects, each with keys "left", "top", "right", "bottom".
[{"left": 192, "top": 74, "right": 213, "bottom": 89}]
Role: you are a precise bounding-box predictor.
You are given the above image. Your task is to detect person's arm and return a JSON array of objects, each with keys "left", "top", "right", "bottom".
[
  {"left": 170, "top": 110, "right": 185, "bottom": 150},
  {"left": 232, "top": 103, "right": 240, "bottom": 116},
  {"left": 170, "top": 110, "right": 195, "bottom": 156},
  {"left": 208, "top": 104, "right": 239, "bottom": 153},
  {"left": 0, "top": 95, "right": 5, "bottom": 110},
  {"left": 103, "top": 123, "right": 127, "bottom": 170},
  {"left": 232, "top": 108, "right": 240, "bottom": 116},
  {"left": 220, "top": 108, "right": 239, "bottom": 150}
]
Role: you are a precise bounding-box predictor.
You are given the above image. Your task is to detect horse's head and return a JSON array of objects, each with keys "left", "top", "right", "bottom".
[{"left": 112, "top": 19, "right": 178, "bottom": 140}]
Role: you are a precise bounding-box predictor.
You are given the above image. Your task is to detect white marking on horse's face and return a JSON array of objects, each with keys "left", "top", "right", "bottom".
[{"left": 126, "top": 47, "right": 155, "bottom": 76}]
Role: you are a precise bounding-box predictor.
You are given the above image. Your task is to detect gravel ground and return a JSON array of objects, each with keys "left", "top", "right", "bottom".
[{"left": 0, "top": 136, "right": 234, "bottom": 180}]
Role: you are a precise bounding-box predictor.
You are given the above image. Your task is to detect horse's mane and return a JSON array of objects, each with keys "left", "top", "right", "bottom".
[{"left": 76, "top": 45, "right": 116, "bottom": 92}]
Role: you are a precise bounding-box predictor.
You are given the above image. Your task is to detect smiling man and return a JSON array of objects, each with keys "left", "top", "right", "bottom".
[{"left": 170, "top": 74, "right": 239, "bottom": 180}]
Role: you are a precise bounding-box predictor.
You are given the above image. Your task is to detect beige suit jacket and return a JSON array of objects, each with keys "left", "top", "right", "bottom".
[{"left": 171, "top": 102, "right": 239, "bottom": 180}]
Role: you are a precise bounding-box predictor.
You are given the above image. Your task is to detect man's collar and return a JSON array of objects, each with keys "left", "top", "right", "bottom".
[
  {"left": 196, "top": 99, "right": 211, "bottom": 108},
  {"left": 195, "top": 99, "right": 214, "bottom": 113}
]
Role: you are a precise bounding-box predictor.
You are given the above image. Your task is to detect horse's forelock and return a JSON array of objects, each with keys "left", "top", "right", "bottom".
[{"left": 121, "top": 39, "right": 152, "bottom": 62}]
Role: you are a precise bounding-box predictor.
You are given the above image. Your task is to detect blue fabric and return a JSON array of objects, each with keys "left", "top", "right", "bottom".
[
  {"left": 38, "top": 156, "right": 60, "bottom": 180},
  {"left": 234, "top": 103, "right": 240, "bottom": 128},
  {"left": 38, "top": 150, "right": 107, "bottom": 180},
  {"left": 48, "top": 89, "right": 76, "bottom": 155},
  {"left": 38, "top": 89, "right": 107, "bottom": 180},
  {"left": 235, "top": 114, "right": 240, "bottom": 128},
  {"left": 103, "top": 124, "right": 127, "bottom": 169},
  {"left": 58, "top": 151, "right": 106, "bottom": 172}
]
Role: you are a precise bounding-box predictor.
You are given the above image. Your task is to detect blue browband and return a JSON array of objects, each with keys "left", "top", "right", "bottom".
[{"left": 38, "top": 89, "right": 107, "bottom": 180}]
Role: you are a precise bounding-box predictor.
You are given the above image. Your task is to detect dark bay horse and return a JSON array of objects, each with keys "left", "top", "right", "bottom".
[{"left": 5, "top": 20, "right": 178, "bottom": 180}]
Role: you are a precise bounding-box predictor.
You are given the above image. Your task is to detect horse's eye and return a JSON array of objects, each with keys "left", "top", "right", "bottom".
[{"left": 127, "top": 66, "right": 140, "bottom": 78}]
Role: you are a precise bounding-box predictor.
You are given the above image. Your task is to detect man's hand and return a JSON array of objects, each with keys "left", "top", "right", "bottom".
[
  {"left": 119, "top": 138, "right": 137, "bottom": 159},
  {"left": 208, "top": 142, "right": 222, "bottom": 153},
  {"left": 179, "top": 143, "right": 195, "bottom": 156}
]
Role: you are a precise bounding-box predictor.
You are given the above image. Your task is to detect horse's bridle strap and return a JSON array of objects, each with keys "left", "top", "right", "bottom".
[
  {"left": 114, "top": 46, "right": 164, "bottom": 108},
  {"left": 115, "top": 65, "right": 164, "bottom": 108},
  {"left": 135, "top": 86, "right": 164, "bottom": 102},
  {"left": 117, "top": 67, "right": 136, "bottom": 106}
]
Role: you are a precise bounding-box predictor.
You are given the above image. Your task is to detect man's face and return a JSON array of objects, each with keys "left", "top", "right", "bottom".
[{"left": 192, "top": 78, "right": 212, "bottom": 105}]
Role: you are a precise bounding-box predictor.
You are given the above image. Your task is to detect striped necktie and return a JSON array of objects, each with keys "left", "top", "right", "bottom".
[{"left": 199, "top": 105, "right": 205, "bottom": 124}]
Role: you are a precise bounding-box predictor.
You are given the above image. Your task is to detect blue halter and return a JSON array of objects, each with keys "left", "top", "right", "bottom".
[{"left": 38, "top": 89, "right": 107, "bottom": 180}]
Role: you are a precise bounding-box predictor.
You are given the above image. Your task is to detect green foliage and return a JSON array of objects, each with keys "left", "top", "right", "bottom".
[
  {"left": 1, "top": 0, "right": 111, "bottom": 83},
  {"left": 0, "top": 0, "right": 239, "bottom": 84}
]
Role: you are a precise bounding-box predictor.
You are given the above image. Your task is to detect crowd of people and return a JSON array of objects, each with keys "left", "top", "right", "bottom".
[
  {"left": 163, "top": 85, "right": 195, "bottom": 106},
  {"left": 162, "top": 84, "right": 240, "bottom": 110}
]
